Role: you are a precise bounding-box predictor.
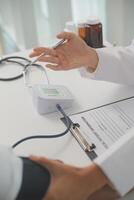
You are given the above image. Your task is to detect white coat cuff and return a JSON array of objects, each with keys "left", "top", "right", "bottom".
[
  {"left": 79, "top": 48, "right": 107, "bottom": 80},
  {"left": 94, "top": 128, "right": 134, "bottom": 196}
]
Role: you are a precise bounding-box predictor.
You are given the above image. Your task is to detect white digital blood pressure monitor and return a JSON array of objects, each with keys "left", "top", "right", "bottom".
[{"left": 32, "top": 85, "right": 74, "bottom": 114}]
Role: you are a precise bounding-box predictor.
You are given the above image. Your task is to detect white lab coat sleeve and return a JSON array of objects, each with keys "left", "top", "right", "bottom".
[
  {"left": 79, "top": 40, "right": 134, "bottom": 85},
  {"left": 94, "top": 127, "right": 134, "bottom": 196},
  {"left": 0, "top": 145, "right": 23, "bottom": 200}
]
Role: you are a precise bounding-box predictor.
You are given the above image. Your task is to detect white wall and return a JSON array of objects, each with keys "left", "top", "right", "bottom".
[
  {"left": 0, "top": 0, "right": 134, "bottom": 50},
  {"left": 11, "top": 0, "right": 38, "bottom": 49},
  {"left": 34, "top": 0, "right": 72, "bottom": 46},
  {"left": 0, "top": 0, "right": 15, "bottom": 39},
  {"left": 106, "top": 0, "right": 134, "bottom": 46},
  {"left": 123, "top": 0, "right": 134, "bottom": 45},
  {"left": 0, "top": 0, "right": 39, "bottom": 49}
]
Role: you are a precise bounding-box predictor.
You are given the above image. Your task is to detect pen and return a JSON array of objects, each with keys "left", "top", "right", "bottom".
[
  {"left": 23, "top": 39, "right": 65, "bottom": 85},
  {"left": 28, "top": 39, "right": 65, "bottom": 66}
]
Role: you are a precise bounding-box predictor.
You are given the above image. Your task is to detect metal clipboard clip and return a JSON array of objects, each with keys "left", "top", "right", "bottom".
[
  {"left": 71, "top": 123, "right": 96, "bottom": 152},
  {"left": 61, "top": 117, "right": 97, "bottom": 160}
]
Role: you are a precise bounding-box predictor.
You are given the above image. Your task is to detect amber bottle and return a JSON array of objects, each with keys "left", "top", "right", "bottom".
[{"left": 77, "top": 17, "right": 103, "bottom": 48}]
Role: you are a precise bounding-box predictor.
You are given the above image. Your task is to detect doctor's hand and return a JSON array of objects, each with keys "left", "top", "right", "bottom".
[
  {"left": 30, "top": 156, "right": 119, "bottom": 200},
  {"left": 29, "top": 32, "right": 98, "bottom": 72}
]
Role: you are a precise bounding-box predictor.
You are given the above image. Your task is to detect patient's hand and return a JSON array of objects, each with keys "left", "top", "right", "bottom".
[{"left": 30, "top": 156, "right": 118, "bottom": 200}]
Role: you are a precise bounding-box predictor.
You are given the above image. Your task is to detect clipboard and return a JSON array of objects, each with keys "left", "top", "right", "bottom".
[{"left": 61, "top": 95, "right": 134, "bottom": 161}]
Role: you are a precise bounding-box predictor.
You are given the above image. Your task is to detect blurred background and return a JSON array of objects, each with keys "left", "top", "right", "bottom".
[{"left": 0, "top": 0, "right": 134, "bottom": 55}]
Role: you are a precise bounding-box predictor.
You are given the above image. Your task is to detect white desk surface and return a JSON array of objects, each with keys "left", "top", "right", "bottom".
[{"left": 1, "top": 50, "right": 134, "bottom": 199}]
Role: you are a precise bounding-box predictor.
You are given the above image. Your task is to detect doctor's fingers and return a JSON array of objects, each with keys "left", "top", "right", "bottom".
[
  {"left": 38, "top": 56, "right": 60, "bottom": 65},
  {"left": 29, "top": 47, "right": 57, "bottom": 58},
  {"left": 45, "top": 64, "right": 66, "bottom": 71},
  {"left": 57, "top": 31, "right": 76, "bottom": 41},
  {"left": 46, "top": 64, "right": 71, "bottom": 71}
]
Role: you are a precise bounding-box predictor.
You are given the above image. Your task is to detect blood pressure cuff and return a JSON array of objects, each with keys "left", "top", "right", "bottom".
[{"left": 16, "top": 157, "right": 51, "bottom": 200}]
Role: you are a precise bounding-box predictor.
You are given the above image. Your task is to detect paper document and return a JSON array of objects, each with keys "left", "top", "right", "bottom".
[{"left": 69, "top": 96, "right": 134, "bottom": 157}]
